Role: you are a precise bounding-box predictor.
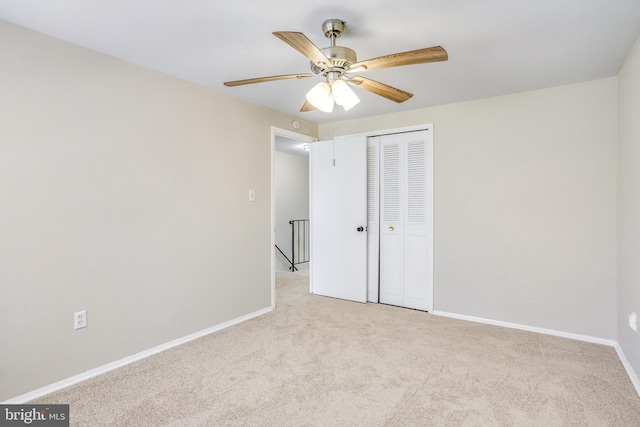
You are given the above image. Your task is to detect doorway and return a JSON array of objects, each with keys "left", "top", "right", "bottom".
[{"left": 271, "top": 127, "right": 316, "bottom": 309}]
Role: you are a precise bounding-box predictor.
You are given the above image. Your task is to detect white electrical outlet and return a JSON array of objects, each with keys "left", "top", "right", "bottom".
[
  {"left": 74, "top": 310, "right": 87, "bottom": 330},
  {"left": 629, "top": 312, "right": 637, "bottom": 332},
  {"left": 249, "top": 189, "right": 256, "bottom": 202}
]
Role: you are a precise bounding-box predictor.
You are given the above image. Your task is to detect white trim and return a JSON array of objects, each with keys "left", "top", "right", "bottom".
[
  {"left": 335, "top": 123, "right": 433, "bottom": 140},
  {"left": 272, "top": 127, "right": 317, "bottom": 143},
  {"left": 432, "top": 310, "right": 616, "bottom": 346},
  {"left": 3, "top": 306, "right": 273, "bottom": 404},
  {"left": 271, "top": 129, "right": 276, "bottom": 309},
  {"left": 433, "top": 310, "right": 640, "bottom": 397},
  {"left": 308, "top": 140, "right": 315, "bottom": 296},
  {"left": 270, "top": 126, "right": 317, "bottom": 308},
  {"left": 614, "top": 343, "right": 640, "bottom": 398},
  {"left": 7, "top": 305, "right": 638, "bottom": 402},
  {"left": 425, "top": 129, "right": 434, "bottom": 312}
]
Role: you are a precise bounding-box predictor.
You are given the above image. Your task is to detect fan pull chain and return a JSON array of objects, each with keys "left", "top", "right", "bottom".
[{"left": 332, "top": 109, "right": 336, "bottom": 166}]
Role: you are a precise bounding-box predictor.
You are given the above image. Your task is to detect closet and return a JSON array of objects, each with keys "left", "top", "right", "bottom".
[
  {"left": 367, "top": 129, "right": 433, "bottom": 311},
  {"left": 309, "top": 127, "right": 432, "bottom": 311}
]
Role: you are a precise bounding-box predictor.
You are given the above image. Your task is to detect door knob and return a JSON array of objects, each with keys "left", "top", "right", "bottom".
[
  {"left": 388, "top": 226, "right": 394, "bottom": 231},
  {"left": 357, "top": 226, "right": 364, "bottom": 232}
]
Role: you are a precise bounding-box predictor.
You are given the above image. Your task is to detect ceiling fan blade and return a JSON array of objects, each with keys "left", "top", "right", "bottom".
[
  {"left": 224, "top": 73, "right": 313, "bottom": 87},
  {"left": 348, "top": 46, "right": 447, "bottom": 72},
  {"left": 273, "top": 32, "right": 332, "bottom": 68},
  {"left": 300, "top": 100, "right": 317, "bottom": 112},
  {"left": 348, "top": 76, "right": 413, "bottom": 103}
]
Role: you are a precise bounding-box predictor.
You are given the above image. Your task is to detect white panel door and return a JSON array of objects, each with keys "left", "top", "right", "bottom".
[
  {"left": 310, "top": 136, "right": 367, "bottom": 303},
  {"left": 379, "top": 134, "right": 404, "bottom": 307}
]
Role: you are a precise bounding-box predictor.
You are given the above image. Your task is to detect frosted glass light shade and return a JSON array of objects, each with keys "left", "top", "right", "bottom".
[
  {"left": 306, "top": 82, "right": 334, "bottom": 113},
  {"left": 331, "top": 80, "right": 360, "bottom": 111}
]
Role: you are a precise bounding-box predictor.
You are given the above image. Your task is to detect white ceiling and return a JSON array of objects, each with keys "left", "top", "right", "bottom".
[
  {"left": 276, "top": 136, "right": 310, "bottom": 157},
  {"left": 1, "top": 0, "right": 639, "bottom": 125}
]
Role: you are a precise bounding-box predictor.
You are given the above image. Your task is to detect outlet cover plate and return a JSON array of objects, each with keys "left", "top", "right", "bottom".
[{"left": 74, "top": 310, "right": 87, "bottom": 330}]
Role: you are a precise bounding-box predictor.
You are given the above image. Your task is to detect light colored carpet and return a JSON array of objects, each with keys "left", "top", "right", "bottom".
[{"left": 34, "top": 270, "right": 640, "bottom": 426}]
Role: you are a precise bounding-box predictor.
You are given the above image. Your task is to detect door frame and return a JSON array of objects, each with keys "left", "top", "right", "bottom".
[{"left": 270, "top": 126, "right": 317, "bottom": 309}]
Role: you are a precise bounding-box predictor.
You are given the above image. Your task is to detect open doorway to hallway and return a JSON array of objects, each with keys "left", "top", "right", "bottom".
[
  {"left": 271, "top": 127, "right": 316, "bottom": 308},
  {"left": 274, "top": 136, "right": 310, "bottom": 273}
]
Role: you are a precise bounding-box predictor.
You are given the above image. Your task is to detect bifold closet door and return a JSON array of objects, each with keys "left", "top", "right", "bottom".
[
  {"left": 367, "top": 137, "right": 380, "bottom": 303},
  {"left": 379, "top": 130, "right": 432, "bottom": 311},
  {"left": 379, "top": 134, "right": 404, "bottom": 307}
]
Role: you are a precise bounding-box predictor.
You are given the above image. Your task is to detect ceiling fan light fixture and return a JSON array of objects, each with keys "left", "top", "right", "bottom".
[
  {"left": 306, "top": 81, "right": 334, "bottom": 113},
  {"left": 331, "top": 79, "right": 360, "bottom": 111},
  {"left": 225, "top": 20, "right": 447, "bottom": 113}
]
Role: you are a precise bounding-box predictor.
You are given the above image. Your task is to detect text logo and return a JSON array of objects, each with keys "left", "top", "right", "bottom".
[{"left": 0, "top": 405, "right": 69, "bottom": 426}]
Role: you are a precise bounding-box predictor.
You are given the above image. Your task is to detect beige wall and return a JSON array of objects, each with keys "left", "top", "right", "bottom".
[
  {"left": 1, "top": 16, "right": 630, "bottom": 402},
  {"left": 0, "top": 20, "right": 317, "bottom": 401},
  {"left": 618, "top": 34, "right": 640, "bottom": 379},
  {"left": 320, "top": 78, "right": 618, "bottom": 340}
]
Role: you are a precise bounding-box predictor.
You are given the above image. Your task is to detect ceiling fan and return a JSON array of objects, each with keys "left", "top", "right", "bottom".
[{"left": 223, "top": 19, "right": 448, "bottom": 113}]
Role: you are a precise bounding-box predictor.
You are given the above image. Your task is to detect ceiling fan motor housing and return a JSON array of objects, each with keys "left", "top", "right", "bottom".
[
  {"left": 310, "top": 19, "right": 357, "bottom": 75},
  {"left": 311, "top": 46, "right": 357, "bottom": 74}
]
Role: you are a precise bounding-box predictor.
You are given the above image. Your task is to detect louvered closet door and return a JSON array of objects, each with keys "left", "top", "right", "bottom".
[
  {"left": 379, "top": 134, "right": 404, "bottom": 307},
  {"left": 379, "top": 130, "right": 432, "bottom": 311},
  {"left": 367, "top": 137, "right": 380, "bottom": 303},
  {"left": 403, "top": 131, "right": 430, "bottom": 310}
]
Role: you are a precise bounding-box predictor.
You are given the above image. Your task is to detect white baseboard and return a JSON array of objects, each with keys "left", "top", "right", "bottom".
[
  {"left": 3, "top": 306, "right": 273, "bottom": 404},
  {"left": 614, "top": 343, "right": 640, "bottom": 398},
  {"left": 431, "top": 310, "right": 616, "bottom": 346},
  {"left": 432, "top": 310, "right": 640, "bottom": 398},
  {"left": 7, "top": 306, "right": 639, "bottom": 402}
]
